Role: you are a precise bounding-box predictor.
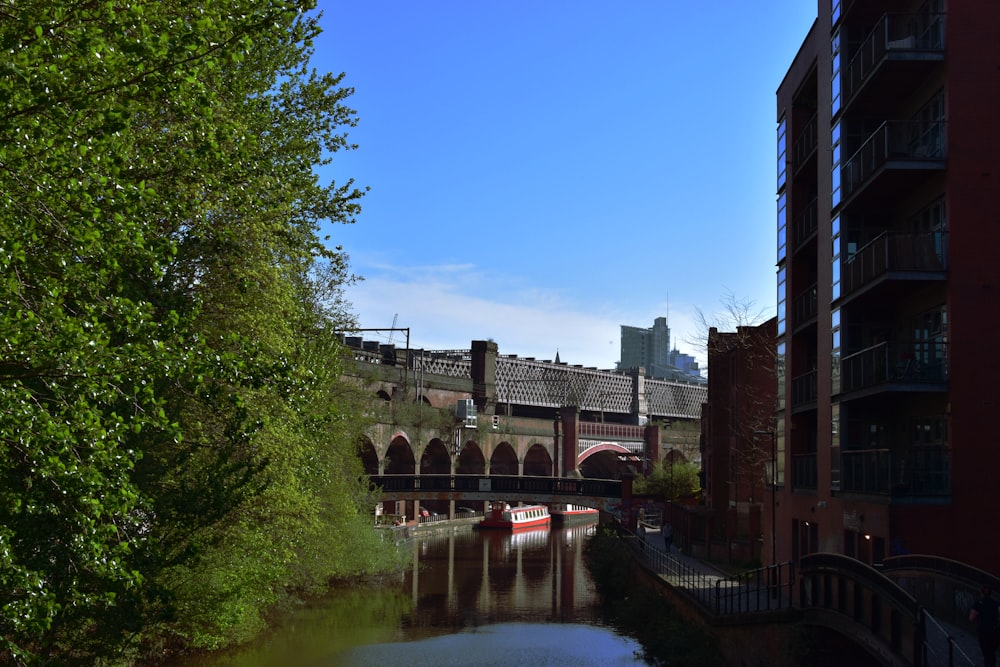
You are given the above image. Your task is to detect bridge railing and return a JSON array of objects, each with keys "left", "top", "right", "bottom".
[
  {"left": 715, "top": 562, "right": 796, "bottom": 615},
  {"left": 799, "top": 552, "right": 925, "bottom": 667},
  {"left": 369, "top": 474, "right": 622, "bottom": 500},
  {"left": 624, "top": 524, "right": 795, "bottom": 616}
]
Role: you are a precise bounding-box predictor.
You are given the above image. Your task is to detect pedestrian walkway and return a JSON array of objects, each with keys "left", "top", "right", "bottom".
[{"left": 629, "top": 526, "right": 793, "bottom": 615}]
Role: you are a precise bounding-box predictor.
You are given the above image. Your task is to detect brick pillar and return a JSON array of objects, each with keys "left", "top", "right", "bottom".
[
  {"left": 644, "top": 423, "right": 661, "bottom": 476},
  {"left": 630, "top": 367, "right": 648, "bottom": 425},
  {"left": 559, "top": 405, "right": 580, "bottom": 475},
  {"left": 471, "top": 340, "right": 498, "bottom": 415}
]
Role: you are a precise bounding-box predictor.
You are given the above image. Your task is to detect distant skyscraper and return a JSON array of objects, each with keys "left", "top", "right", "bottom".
[{"left": 617, "top": 317, "right": 703, "bottom": 383}]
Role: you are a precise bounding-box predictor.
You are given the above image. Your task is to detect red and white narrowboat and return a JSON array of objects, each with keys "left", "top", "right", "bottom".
[
  {"left": 549, "top": 503, "right": 599, "bottom": 525},
  {"left": 478, "top": 503, "right": 551, "bottom": 531}
]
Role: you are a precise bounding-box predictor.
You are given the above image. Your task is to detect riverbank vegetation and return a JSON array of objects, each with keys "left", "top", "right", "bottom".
[
  {"left": 584, "top": 527, "right": 725, "bottom": 667},
  {"left": 0, "top": 2, "right": 402, "bottom": 664}
]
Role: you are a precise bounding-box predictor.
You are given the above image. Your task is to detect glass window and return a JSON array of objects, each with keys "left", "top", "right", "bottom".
[
  {"left": 830, "top": 403, "right": 841, "bottom": 491},
  {"left": 831, "top": 121, "right": 842, "bottom": 209},
  {"left": 832, "top": 0, "right": 841, "bottom": 25},
  {"left": 831, "top": 31, "right": 842, "bottom": 116},
  {"left": 777, "top": 116, "right": 787, "bottom": 191},
  {"left": 777, "top": 192, "right": 787, "bottom": 262},
  {"left": 776, "top": 341, "right": 786, "bottom": 412},
  {"left": 831, "top": 307, "right": 841, "bottom": 396}
]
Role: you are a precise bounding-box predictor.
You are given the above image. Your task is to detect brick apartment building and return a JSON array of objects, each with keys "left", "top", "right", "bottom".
[{"left": 773, "top": 0, "right": 1000, "bottom": 574}]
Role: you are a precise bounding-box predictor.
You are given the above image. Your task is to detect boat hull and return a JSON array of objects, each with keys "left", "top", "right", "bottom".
[
  {"left": 477, "top": 504, "right": 551, "bottom": 531},
  {"left": 549, "top": 504, "right": 599, "bottom": 525}
]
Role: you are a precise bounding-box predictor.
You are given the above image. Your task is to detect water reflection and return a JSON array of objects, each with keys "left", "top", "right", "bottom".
[
  {"left": 405, "top": 522, "right": 602, "bottom": 631},
  {"left": 164, "top": 521, "right": 650, "bottom": 667}
]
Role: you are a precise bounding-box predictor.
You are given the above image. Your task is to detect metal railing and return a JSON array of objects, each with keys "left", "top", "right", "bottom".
[
  {"left": 841, "top": 120, "right": 946, "bottom": 200},
  {"left": 841, "top": 448, "right": 891, "bottom": 494},
  {"left": 793, "top": 113, "right": 818, "bottom": 173},
  {"left": 792, "top": 453, "right": 818, "bottom": 491},
  {"left": 715, "top": 562, "right": 796, "bottom": 615},
  {"left": 842, "top": 230, "right": 947, "bottom": 296},
  {"left": 840, "top": 446, "right": 951, "bottom": 497},
  {"left": 841, "top": 340, "right": 947, "bottom": 393},
  {"left": 843, "top": 12, "right": 946, "bottom": 104},
  {"left": 791, "top": 369, "right": 817, "bottom": 407},
  {"left": 791, "top": 284, "right": 817, "bottom": 329},
  {"left": 371, "top": 473, "right": 623, "bottom": 500},
  {"left": 793, "top": 198, "right": 818, "bottom": 251},
  {"left": 922, "top": 610, "right": 976, "bottom": 667},
  {"left": 625, "top": 526, "right": 795, "bottom": 616}
]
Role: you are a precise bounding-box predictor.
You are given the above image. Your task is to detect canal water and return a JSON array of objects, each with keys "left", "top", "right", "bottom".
[{"left": 168, "top": 521, "right": 652, "bottom": 666}]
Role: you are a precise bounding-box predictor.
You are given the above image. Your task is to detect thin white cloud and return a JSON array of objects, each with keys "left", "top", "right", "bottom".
[{"left": 344, "top": 264, "right": 711, "bottom": 371}]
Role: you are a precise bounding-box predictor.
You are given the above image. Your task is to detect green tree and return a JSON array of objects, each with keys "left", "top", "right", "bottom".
[
  {"left": 634, "top": 460, "right": 702, "bottom": 502},
  {"left": 0, "top": 2, "right": 391, "bottom": 663}
]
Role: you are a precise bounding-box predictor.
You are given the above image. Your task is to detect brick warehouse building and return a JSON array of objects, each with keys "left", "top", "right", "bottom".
[
  {"left": 697, "top": 320, "right": 777, "bottom": 565},
  {"left": 773, "top": 0, "right": 1000, "bottom": 574}
]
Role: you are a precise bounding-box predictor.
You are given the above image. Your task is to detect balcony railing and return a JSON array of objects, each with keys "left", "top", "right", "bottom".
[
  {"left": 793, "top": 113, "right": 817, "bottom": 173},
  {"left": 793, "top": 198, "right": 818, "bottom": 251},
  {"left": 842, "top": 448, "right": 890, "bottom": 494},
  {"left": 791, "top": 453, "right": 818, "bottom": 491},
  {"left": 842, "top": 230, "right": 947, "bottom": 296},
  {"left": 791, "top": 369, "right": 817, "bottom": 407},
  {"left": 840, "top": 341, "right": 947, "bottom": 394},
  {"left": 841, "top": 120, "right": 946, "bottom": 201},
  {"left": 840, "top": 446, "right": 950, "bottom": 496},
  {"left": 843, "top": 12, "right": 946, "bottom": 104},
  {"left": 791, "top": 283, "right": 817, "bottom": 329}
]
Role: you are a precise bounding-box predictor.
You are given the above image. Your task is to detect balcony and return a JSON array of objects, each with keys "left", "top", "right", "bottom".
[
  {"left": 792, "top": 113, "right": 817, "bottom": 175},
  {"left": 843, "top": 12, "right": 945, "bottom": 115},
  {"left": 791, "top": 369, "right": 817, "bottom": 409},
  {"left": 792, "top": 198, "right": 818, "bottom": 252},
  {"left": 791, "top": 283, "right": 817, "bottom": 331},
  {"left": 841, "top": 120, "right": 946, "bottom": 206},
  {"left": 842, "top": 230, "right": 947, "bottom": 299},
  {"left": 840, "top": 341, "right": 947, "bottom": 395},
  {"left": 791, "top": 452, "right": 817, "bottom": 492},
  {"left": 840, "top": 445, "right": 950, "bottom": 498}
]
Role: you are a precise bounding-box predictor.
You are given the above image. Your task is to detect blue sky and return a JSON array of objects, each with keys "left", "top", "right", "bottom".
[{"left": 313, "top": 2, "right": 817, "bottom": 370}]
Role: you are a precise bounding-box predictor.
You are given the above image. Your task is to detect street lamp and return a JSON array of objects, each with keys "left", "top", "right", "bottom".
[{"left": 755, "top": 430, "right": 777, "bottom": 568}]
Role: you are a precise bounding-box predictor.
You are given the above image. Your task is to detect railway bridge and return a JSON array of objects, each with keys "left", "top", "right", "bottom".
[{"left": 346, "top": 337, "right": 706, "bottom": 519}]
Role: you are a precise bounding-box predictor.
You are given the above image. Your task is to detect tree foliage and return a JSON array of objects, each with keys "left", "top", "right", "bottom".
[
  {"left": 634, "top": 461, "right": 702, "bottom": 502},
  {"left": 0, "top": 2, "right": 392, "bottom": 663}
]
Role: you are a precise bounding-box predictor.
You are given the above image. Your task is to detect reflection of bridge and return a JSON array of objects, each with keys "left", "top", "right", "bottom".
[
  {"left": 624, "top": 524, "right": 986, "bottom": 667},
  {"left": 370, "top": 474, "right": 624, "bottom": 514}
]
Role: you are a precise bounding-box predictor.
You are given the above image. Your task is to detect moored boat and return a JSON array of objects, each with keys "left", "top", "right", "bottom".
[
  {"left": 549, "top": 503, "right": 599, "bottom": 524},
  {"left": 478, "top": 502, "right": 551, "bottom": 531}
]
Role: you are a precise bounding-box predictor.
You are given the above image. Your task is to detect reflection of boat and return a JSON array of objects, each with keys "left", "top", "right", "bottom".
[
  {"left": 478, "top": 503, "right": 550, "bottom": 531},
  {"left": 508, "top": 525, "right": 551, "bottom": 550},
  {"left": 549, "top": 504, "right": 599, "bottom": 525}
]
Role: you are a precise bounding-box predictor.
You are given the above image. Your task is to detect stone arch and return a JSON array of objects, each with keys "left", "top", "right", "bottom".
[
  {"left": 664, "top": 448, "right": 688, "bottom": 465},
  {"left": 490, "top": 441, "right": 519, "bottom": 475},
  {"left": 523, "top": 443, "right": 552, "bottom": 476},
  {"left": 384, "top": 434, "right": 415, "bottom": 474},
  {"left": 456, "top": 441, "right": 486, "bottom": 474},
  {"left": 375, "top": 389, "right": 392, "bottom": 402},
  {"left": 420, "top": 438, "right": 451, "bottom": 475},
  {"left": 358, "top": 436, "right": 379, "bottom": 476}
]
